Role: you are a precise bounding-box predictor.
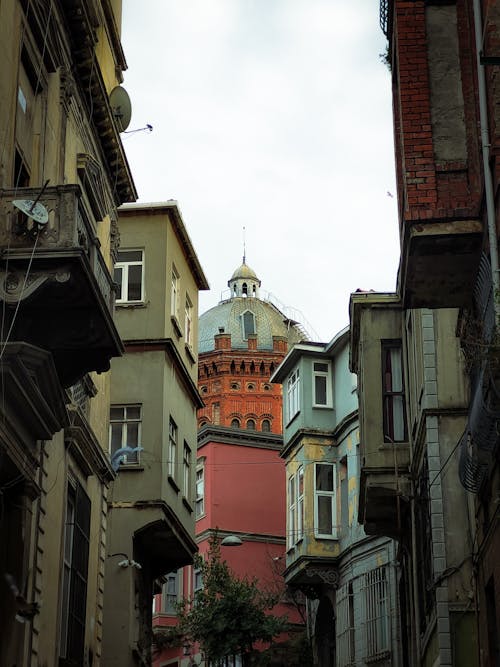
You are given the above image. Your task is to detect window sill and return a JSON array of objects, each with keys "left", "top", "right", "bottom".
[
  {"left": 117, "top": 464, "right": 144, "bottom": 472},
  {"left": 116, "top": 301, "right": 147, "bottom": 308},
  {"left": 312, "top": 404, "right": 333, "bottom": 410},
  {"left": 168, "top": 475, "right": 180, "bottom": 493},
  {"left": 185, "top": 343, "right": 196, "bottom": 363},
  {"left": 285, "top": 411, "right": 300, "bottom": 428},
  {"left": 195, "top": 512, "right": 206, "bottom": 521},
  {"left": 171, "top": 314, "right": 182, "bottom": 338},
  {"left": 182, "top": 496, "right": 193, "bottom": 513}
]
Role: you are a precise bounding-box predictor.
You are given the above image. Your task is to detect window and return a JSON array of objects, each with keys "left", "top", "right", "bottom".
[
  {"left": 241, "top": 310, "right": 256, "bottom": 339},
  {"left": 336, "top": 581, "right": 355, "bottom": 666},
  {"left": 171, "top": 266, "right": 179, "bottom": 317},
  {"left": 382, "top": 341, "right": 407, "bottom": 442},
  {"left": 195, "top": 463, "right": 205, "bottom": 518},
  {"left": 114, "top": 250, "right": 144, "bottom": 303},
  {"left": 314, "top": 462, "right": 337, "bottom": 538},
  {"left": 60, "top": 480, "right": 91, "bottom": 663},
  {"left": 194, "top": 568, "right": 203, "bottom": 595},
  {"left": 185, "top": 295, "right": 193, "bottom": 347},
  {"left": 363, "top": 567, "right": 389, "bottom": 659},
  {"left": 288, "top": 475, "right": 296, "bottom": 548},
  {"left": 169, "top": 418, "right": 177, "bottom": 479},
  {"left": 183, "top": 442, "right": 191, "bottom": 499},
  {"left": 163, "top": 570, "right": 180, "bottom": 614},
  {"left": 231, "top": 418, "right": 240, "bottom": 429},
  {"left": 261, "top": 419, "right": 271, "bottom": 432},
  {"left": 297, "top": 467, "right": 304, "bottom": 541},
  {"left": 246, "top": 419, "right": 255, "bottom": 430},
  {"left": 313, "top": 360, "right": 332, "bottom": 407},
  {"left": 286, "top": 367, "right": 300, "bottom": 422},
  {"left": 109, "top": 405, "right": 141, "bottom": 465}
]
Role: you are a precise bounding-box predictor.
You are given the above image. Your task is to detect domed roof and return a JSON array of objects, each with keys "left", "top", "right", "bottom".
[
  {"left": 199, "top": 260, "right": 306, "bottom": 354},
  {"left": 230, "top": 262, "right": 259, "bottom": 282}
]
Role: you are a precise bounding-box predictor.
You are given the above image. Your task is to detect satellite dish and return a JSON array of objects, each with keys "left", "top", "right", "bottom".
[
  {"left": 13, "top": 199, "right": 48, "bottom": 225},
  {"left": 109, "top": 85, "right": 132, "bottom": 132}
]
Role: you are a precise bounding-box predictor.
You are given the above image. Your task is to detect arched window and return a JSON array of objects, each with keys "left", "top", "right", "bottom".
[
  {"left": 247, "top": 383, "right": 255, "bottom": 391},
  {"left": 260, "top": 362, "right": 266, "bottom": 375},
  {"left": 262, "top": 419, "right": 271, "bottom": 432},
  {"left": 242, "top": 282, "right": 248, "bottom": 296},
  {"left": 230, "top": 360, "right": 236, "bottom": 373},
  {"left": 246, "top": 419, "right": 256, "bottom": 430},
  {"left": 231, "top": 418, "right": 240, "bottom": 429},
  {"left": 241, "top": 310, "right": 256, "bottom": 339}
]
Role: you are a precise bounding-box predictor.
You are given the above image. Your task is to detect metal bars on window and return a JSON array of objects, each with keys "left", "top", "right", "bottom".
[
  {"left": 362, "top": 566, "right": 390, "bottom": 660},
  {"left": 336, "top": 582, "right": 356, "bottom": 667}
]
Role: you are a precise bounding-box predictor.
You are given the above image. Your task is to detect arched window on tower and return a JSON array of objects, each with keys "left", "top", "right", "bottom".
[
  {"left": 241, "top": 310, "right": 256, "bottom": 340},
  {"left": 231, "top": 418, "right": 240, "bottom": 429},
  {"left": 246, "top": 419, "right": 256, "bottom": 430},
  {"left": 230, "top": 360, "right": 236, "bottom": 374},
  {"left": 262, "top": 419, "right": 271, "bottom": 432},
  {"left": 252, "top": 284, "right": 256, "bottom": 297},
  {"left": 242, "top": 282, "right": 248, "bottom": 296},
  {"left": 260, "top": 362, "right": 266, "bottom": 375}
]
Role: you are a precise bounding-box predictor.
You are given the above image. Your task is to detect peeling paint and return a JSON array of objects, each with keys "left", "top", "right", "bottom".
[{"left": 348, "top": 476, "right": 357, "bottom": 493}]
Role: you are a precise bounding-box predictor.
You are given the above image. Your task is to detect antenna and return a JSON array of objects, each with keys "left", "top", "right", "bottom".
[
  {"left": 243, "top": 226, "right": 246, "bottom": 264},
  {"left": 109, "top": 85, "right": 132, "bottom": 132},
  {"left": 13, "top": 179, "right": 50, "bottom": 226}
]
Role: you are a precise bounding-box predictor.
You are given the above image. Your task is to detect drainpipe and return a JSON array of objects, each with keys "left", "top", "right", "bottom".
[{"left": 473, "top": 0, "right": 500, "bottom": 311}]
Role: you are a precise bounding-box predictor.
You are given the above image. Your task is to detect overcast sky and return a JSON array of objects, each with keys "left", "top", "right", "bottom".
[{"left": 120, "top": 0, "right": 399, "bottom": 342}]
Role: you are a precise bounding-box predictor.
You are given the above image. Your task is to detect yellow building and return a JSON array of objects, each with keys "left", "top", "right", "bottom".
[
  {"left": 102, "top": 202, "right": 209, "bottom": 666},
  {"left": 0, "top": 1, "right": 136, "bottom": 665}
]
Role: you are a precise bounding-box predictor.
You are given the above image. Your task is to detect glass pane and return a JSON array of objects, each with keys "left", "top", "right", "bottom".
[
  {"left": 118, "top": 250, "right": 142, "bottom": 262},
  {"left": 317, "top": 495, "right": 333, "bottom": 534},
  {"left": 314, "top": 362, "right": 329, "bottom": 372},
  {"left": 128, "top": 264, "right": 142, "bottom": 300},
  {"left": 127, "top": 406, "right": 141, "bottom": 420},
  {"left": 110, "top": 423, "right": 123, "bottom": 453},
  {"left": 315, "top": 375, "right": 327, "bottom": 404},
  {"left": 114, "top": 267, "right": 122, "bottom": 300},
  {"left": 316, "top": 464, "right": 334, "bottom": 492},
  {"left": 298, "top": 469, "right": 304, "bottom": 496},
  {"left": 392, "top": 395, "right": 405, "bottom": 441},
  {"left": 127, "top": 423, "right": 139, "bottom": 447},
  {"left": 390, "top": 348, "right": 403, "bottom": 392},
  {"left": 289, "top": 476, "right": 295, "bottom": 503},
  {"left": 110, "top": 406, "right": 124, "bottom": 420}
]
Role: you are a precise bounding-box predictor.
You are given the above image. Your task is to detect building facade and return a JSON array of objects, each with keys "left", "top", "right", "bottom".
[
  {"left": 272, "top": 328, "right": 401, "bottom": 667},
  {"left": 348, "top": 1, "right": 500, "bottom": 665},
  {"left": 0, "top": 1, "right": 136, "bottom": 665},
  {"left": 103, "top": 202, "right": 208, "bottom": 666},
  {"left": 153, "top": 261, "right": 308, "bottom": 666}
]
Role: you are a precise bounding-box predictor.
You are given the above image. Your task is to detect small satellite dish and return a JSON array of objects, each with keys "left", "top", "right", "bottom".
[
  {"left": 109, "top": 85, "right": 132, "bottom": 132},
  {"left": 13, "top": 199, "right": 49, "bottom": 225}
]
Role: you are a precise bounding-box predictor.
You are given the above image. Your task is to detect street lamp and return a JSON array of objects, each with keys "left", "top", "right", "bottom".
[{"left": 220, "top": 535, "right": 243, "bottom": 547}]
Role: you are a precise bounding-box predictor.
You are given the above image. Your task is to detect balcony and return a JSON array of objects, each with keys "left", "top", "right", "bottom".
[
  {"left": 400, "top": 218, "right": 482, "bottom": 308},
  {"left": 0, "top": 185, "right": 123, "bottom": 386},
  {"left": 284, "top": 555, "right": 339, "bottom": 599}
]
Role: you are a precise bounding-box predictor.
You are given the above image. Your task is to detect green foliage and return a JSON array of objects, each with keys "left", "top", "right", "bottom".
[{"left": 174, "top": 536, "right": 289, "bottom": 663}]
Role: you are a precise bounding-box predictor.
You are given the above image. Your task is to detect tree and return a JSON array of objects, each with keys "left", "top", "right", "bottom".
[{"left": 157, "top": 535, "right": 289, "bottom": 665}]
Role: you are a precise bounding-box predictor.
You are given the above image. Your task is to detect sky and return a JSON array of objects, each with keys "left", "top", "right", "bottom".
[{"left": 120, "top": 0, "right": 399, "bottom": 342}]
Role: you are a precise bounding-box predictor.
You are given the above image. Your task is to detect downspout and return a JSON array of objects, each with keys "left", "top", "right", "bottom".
[{"left": 473, "top": 0, "right": 500, "bottom": 310}]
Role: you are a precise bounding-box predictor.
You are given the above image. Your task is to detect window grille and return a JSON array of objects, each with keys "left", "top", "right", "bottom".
[
  {"left": 336, "top": 581, "right": 356, "bottom": 667},
  {"left": 362, "top": 566, "right": 390, "bottom": 660}
]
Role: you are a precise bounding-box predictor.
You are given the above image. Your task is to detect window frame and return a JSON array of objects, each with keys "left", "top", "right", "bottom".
[
  {"left": 168, "top": 417, "right": 178, "bottom": 480},
  {"left": 241, "top": 309, "right": 256, "bottom": 339},
  {"left": 114, "top": 249, "right": 144, "bottom": 304},
  {"left": 312, "top": 360, "right": 333, "bottom": 408},
  {"left": 171, "top": 265, "right": 179, "bottom": 318},
  {"left": 381, "top": 340, "right": 407, "bottom": 443},
  {"left": 314, "top": 462, "right": 337, "bottom": 539},
  {"left": 185, "top": 294, "right": 193, "bottom": 347},
  {"left": 195, "top": 462, "right": 205, "bottom": 519},
  {"left": 162, "top": 570, "right": 181, "bottom": 615},
  {"left": 297, "top": 466, "right": 304, "bottom": 542},
  {"left": 183, "top": 442, "right": 191, "bottom": 500},
  {"left": 286, "top": 367, "right": 300, "bottom": 423},
  {"left": 109, "top": 404, "right": 142, "bottom": 465},
  {"left": 288, "top": 474, "right": 296, "bottom": 549}
]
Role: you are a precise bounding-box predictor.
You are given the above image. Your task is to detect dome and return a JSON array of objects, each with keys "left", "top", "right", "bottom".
[
  {"left": 230, "top": 262, "right": 259, "bottom": 282},
  {"left": 199, "top": 260, "right": 306, "bottom": 354}
]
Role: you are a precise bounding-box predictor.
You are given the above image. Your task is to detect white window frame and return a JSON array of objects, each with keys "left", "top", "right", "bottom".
[
  {"left": 314, "top": 462, "right": 337, "bottom": 539},
  {"left": 171, "top": 265, "right": 179, "bottom": 317},
  {"left": 185, "top": 294, "right": 193, "bottom": 347},
  {"left": 241, "top": 310, "right": 256, "bottom": 339},
  {"left": 115, "top": 249, "right": 144, "bottom": 303},
  {"left": 297, "top": 466, "right": 304, "bottom": 541},
  {"left": 109, "top": 404, "right": 142, "bottom": 465},
  {"left": 195, "top": 462, "right": 205, "bottom": 519},
  {"left": 162, "top": 570, "right": 181, "bottom": 615},
  {"left": 312, "top": 360, "right": 333, "bottom": 408},
  {"left": 286, "top": 367, "right": 300, "bottom": 423},
  {"left": 168, "top": 418, "right": 177, "bottom": 479},
  {"left": 288, "top": 474, "right": 296, "bottom": 549}
]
